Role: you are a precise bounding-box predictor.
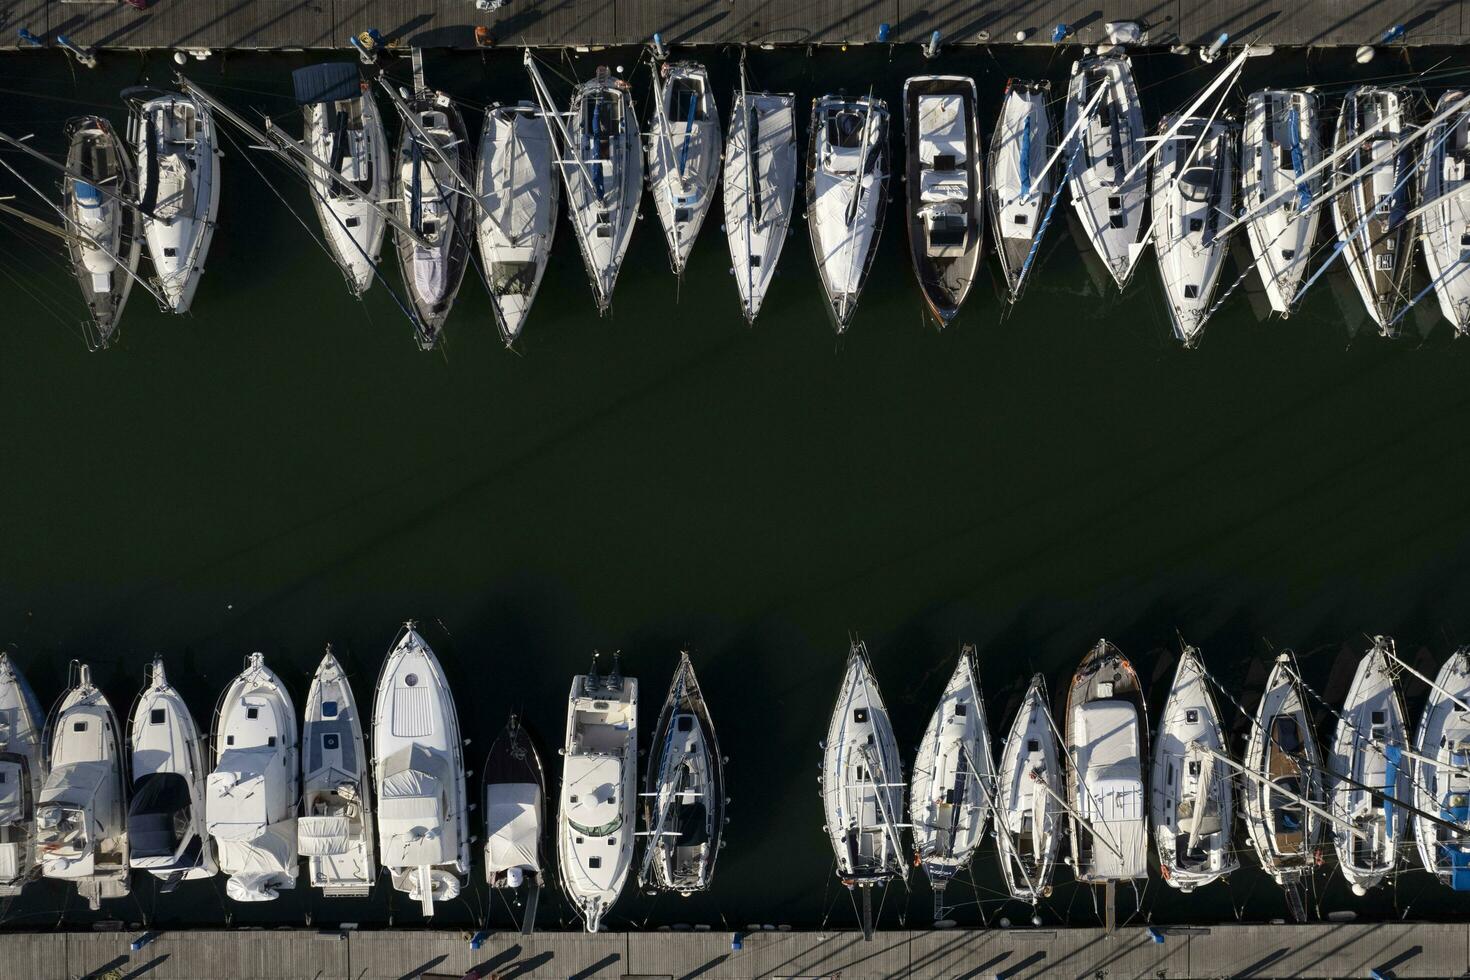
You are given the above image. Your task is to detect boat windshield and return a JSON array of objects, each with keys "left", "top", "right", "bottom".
[
  {"left": 569, "top": 815, "right": 622, "bottom": 837},
  {"left": 827, "top": 110, "right": 866, "bottom": 149},
  {"left": 1179, "top": 166, "right": 1213, "bottom": 203},
  {"left": 489, "top": 261, "right": 535, "bottom": 296},
  {"left": 73, "top": 180, "right": 103, "bottom": 208}
]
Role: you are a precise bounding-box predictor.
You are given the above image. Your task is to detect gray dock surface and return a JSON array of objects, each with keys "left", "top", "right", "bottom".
[{"left": 11, "top": 921, "right": 1469, "bottom": 979}]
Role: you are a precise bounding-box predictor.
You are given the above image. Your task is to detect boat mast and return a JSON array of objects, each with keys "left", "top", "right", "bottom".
[
  {"left": 636, "top": 666, "right": 689, "bottom": 889},
  {"left": 1380, "top": 645, "right": 1470, "bottom": 714},
  {"left": 738, "top": 52, "right": 758, "bottom": 320},
  {"left": 0, "top": 128, "right": 141, "bottom": 214},
  {"left": 374, "top": 77, "right": 478, "bottom": 202},
  {"left": 1118, "top": 45, "right": 1254, "bottom": 188},
  {"left": 1186, "top": 741, "right": 1362, "bottom": 840},
  {"left": 1041, "top": 84, "right": 1105, "bottom": 197},
  {"left": 836, "top": 91, "right": 877, "bottom": 323}
]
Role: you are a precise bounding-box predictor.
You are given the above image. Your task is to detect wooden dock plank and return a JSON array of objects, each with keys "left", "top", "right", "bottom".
[
  {"left": 1177, "top": 0, "right": 1463, "bottom": 46},
  {"left": 1186, "top": 923, "right": 1470, "bottom": 979}
]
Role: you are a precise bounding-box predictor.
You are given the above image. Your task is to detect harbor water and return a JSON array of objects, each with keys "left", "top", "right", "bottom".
[{"left": 2, "top": 44, "right": 1470, "bottom": 932}]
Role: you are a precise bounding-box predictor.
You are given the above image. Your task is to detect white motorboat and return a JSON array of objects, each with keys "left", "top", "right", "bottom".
[
  {"left": 993, "top": 673, "right": 1062, "bottom": 907},
  {"left": 1240, "top": 89, "right": 1323, "bottom": 316},
  {"left": 1064, "top": 52, "right": 1149, "bottom": 288},
  {"left": 300, "top": 649, "right": 375, "bottom": 897},
  {"left": 483, "top": 713, "right": 545, "bottom": 934},
  {"left": 62, "top": 115, "right": 140, "bottom": 349},
  {"left": 0, "top": 654, "right": 46, "bottom": 896},
  {"left": 640, "top": 652, "right": 724, "bottom": 896},
  {"left": 1330, "top": 636, "right": 1409, "bottom": 895},
  {"left": 806, "top": 95, "right": 889, "bottom": 333},
  {"left": 1418, "top": 91, "right": 1470, "bottom": 335},
  {"left": 558, "top": 656, "right": 638, "bottom": 932},
  {"left": 1149, "top": 115, "right": 1237, "bottom": 347},
  {"left": 902, "top": 75, "right": 984, "bottom": 326},
  {"left": 1411, "top": 647, "right": 1470, "bottom": 889},
  {"left": 124, "top": 87, "right": 221, "bottom": 314},
  {"left": 207, "top": 652, "right": 299, "bottom": 903},
  {"left": 988, "top": 79, "right": 1054, "bottom": 303},
  {"left": 647, "top": 61, "right": 721, "bottom": 277},
  {"left": 372, "top": 625, "right": 470, "bottom": 916},
  {"left": 127, "top": 656, "right": 214, "bottom": 887},
  {"left": 1150, "top": 644, "right": 1237, "bottom": 891},
  {"left": 37, "top": 662, "right": 130, "bottom": 909},
  {"left": 476, "top": 101, "right": 559, "bottom": 347},
  {"left": 909, "top": 644, "right": 992, "bottom": 898},
  {"left": 722, "top": 85, "right": 797, "bottom": 325}
]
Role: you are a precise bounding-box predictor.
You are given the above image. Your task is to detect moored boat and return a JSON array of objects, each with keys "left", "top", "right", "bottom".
[
  {"left": 484, "top": 713, "right": 546, "bottom": 933},
  {"left": 988, "top": 80, "right": 1054, "bottom": 303},
  {"left": 647, "top": 61, "right": 721, "bottom": 278},
  {"left": 994, "top": 673, "right": 1061, "bottom": 908},
  {"left": 722, "top": 84, "right": 797, "bottom": 325},
  {"left": 300, "top": 649, "right": 375, "bottom": 897},
  {"left": 806, "top": 94, "right": 889, "bottom": 333},
  {"left": 1411, "top": 647, "right": 1470, "bottom": 888},
  {"left": 0, "top": 654, "right": 45, "bottom": 897},
  {"left": 1417, "top": 91, "right": 1470, "bottom": 335},
  {"left": 61, "top": 115, "right": 140, "bottom": 349},
  {"left": 1240, "top": 89, "right": 1323, "bottom": 317}
]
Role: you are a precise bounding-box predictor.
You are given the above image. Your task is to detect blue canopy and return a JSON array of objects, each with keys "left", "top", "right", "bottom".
[
  {"left": 292, "top": 63, "right": 362, "bottom": 107},
  {"left": 72, "top": 179, "right": 102, "bottom": 207}
]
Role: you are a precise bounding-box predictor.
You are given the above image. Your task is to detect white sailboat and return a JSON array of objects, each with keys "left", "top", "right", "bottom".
[
  {"left": 38, "top": 662, "right": 130, "bottom": 909},
  {"left": 806, "top": 95, "right": 889, "bottom": 333},
  {"left": 372, "top": 625, "right": 470, "bottom": 916},
  {"left": 207, "top": 652, "right": 299, "bottom": 902},
  {"left": 127, "top": 656, "right": 214, "bottom": 888},
  {"left": 993, "top": 673, "right": 1061, "bottom": 908},
  {"left": 1411, "top": 648, "right": 1470, "bottom": 889},
  {"left": 1240, "top": 89, "right": 1323, "bottom": 317},
  {"left": 62, "top": 115, "right": 140, "bottom": 349},
  {"left": 300, "top": 649, "right": 375, "bottom": 897},
  {"left": 483, "top": 714, "right": 545, "bottom": 933},
  {"left": 647, "top": 61, "right": 721, "bottom": 277},
  {"left": 1417, "top": 91, "right": 1470, "bottom": 335},
  {"left": 988, "top": 80, "right": 1054, "bottom": 303},
  {"left": 557, "top": 655, "right": 637, "bottom": 932},
  {"left": 0, "top": 654, "right": 45, "bottom": 897},
  {"left": 722, "top": 81, "right": 796, "bottom": 325}
]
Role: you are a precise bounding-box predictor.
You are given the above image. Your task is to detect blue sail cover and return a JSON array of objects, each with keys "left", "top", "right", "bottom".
[
  {"left": 72, "top": 179, "right": 102, "bottom": 207},
  {"left": 1286, "top": 107, "right": 1311, "bottom": 209},
  {"left": 292, "top": 63, "right": 362, "bottom": 107},
  {"left": 1019, "top": 114, "right": 1033, "bottom": 199},
  {"left": 1383, "top": 744, "right": 1401, "bottom": 833}
]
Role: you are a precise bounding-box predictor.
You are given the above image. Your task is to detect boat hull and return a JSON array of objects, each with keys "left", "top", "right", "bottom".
[
  {"left": 1241, "top": 89, "right": 1323, "bottom": 316},
  {"left": 722, "top": 91, "right": 797, "bottom": 325},
  {"left": 1418, "top": 91, "right": 1470, "bottom": 335},
  {"left": 806, "top": 96, "right": 889, "bottom": 333},
  {"left": 988, "top": 80, "right": 1054, "bottom": 302}
]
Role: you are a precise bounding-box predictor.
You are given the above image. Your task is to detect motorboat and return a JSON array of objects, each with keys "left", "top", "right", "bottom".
[
  {"left": 647, "top": 61, "right": 721, "bottom": 277},
  {"left": 1411, "top": 647, "right": 1470, "bottom": 888},
  {"left": 1150, "top": 644, "right": 1237, "bottom": 891},
  {"left": 820, "top": 641, "right": 905, "bottom": 938},
  {"left": 558, "top": 655, "right": 638, "bottom": 932},
  {"left": 300, "top": 649, "right": 375, "bottom": 897},
  {"left": 61, "top": 115, "right": 140, "bottom": 349},
  {"left": 902, "top": 75, "right": 984, "bottom": 325},
  {"left": 993, "top": 673, "right": 1062, "bottom": 907},
  {"left": 1064, "top": 52, "right": 1149, "bottom": 288},
  {"left": 988, "top": 80, "right": 1054, "bottom": 303},
  {"left": 806, "top": 94, "right": 889, "bottom": 333},
  {"left": 909, "top": 644, "right": 992, "bottom": 900},
  {"left": 207, "top": 653, "right": 299, "bottom": 902},
  {"left": 639, "top": 652, "right": 724, "bottom": 896},
  {"left": 0, "top": 654, "right": 46, "bottom": 896},
  {"left": 372, "top": 625, "right": 470, "bottom": 916},
  {"left": 476, "top": 101, "right": 559, "bottom": 347},
  {"left": 123, "top": 87, "right": 221, "bottom": 314},
  {"left": 127, "top": 656, "right": 214, "bottom": 888},
  {"left": 1329, "top": 636, "right": 1409, "bottom": 895},
  {"left": 1149, "top": 115, "right": 1237, "bottom": 347},
  {"left": 37, "top": 662, "right": 130, "bottom": 909},
  {"left": 1331, "top": 87, "right": 1416, "bottom": 335},
  {"left": 483, "top": 713, "right": 545, "bottom": 933},
  {"left": 1240, "top": 89, "right": 1323, "bottom": 316},
  {"left": 1418, "top": 91, "right": 1470, "bottom": 335},
  {"left": 722, "top": 85, "right": 797, "bottom": 325}
]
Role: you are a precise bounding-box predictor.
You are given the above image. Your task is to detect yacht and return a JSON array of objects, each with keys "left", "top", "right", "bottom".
[
  {"left": 647, "top": 61, "right": 721, "bottom": 277},
  {"left": 207, "top": 653, "right": 299, "bottom": 902},
  {"left": 558, "top": 656, "right": 638, "bottom": 932},
  {"left": 806, "top": 95, "right": 889, "bottom": 333},
  {"left": 123, "top": 87, "right": 220, "bottom": 313},
  {"left": 988, "top": 80, "right": 1054, "bottom": 303},
  {"left": 1240, "top": 90, "right": 1323, "bottom": 316},
  {"left": 993, "top": 673, "right": 1061, "bottom": 908},
  {"left": 902, "top": 75, "right": 984, "bottom": 326},
  {"left": 483, "top": 714, "right": 545, "bottom": 933},
  {"left": 300, "top": 649, "right": 374, "bottom": 897},
  {"left": 62, "top": 115, "right": 140, "bottom": 349},
  {"left": 722, "top": 86, "right": 797, "bottom": 325},
  {"left": 0, "top": 654, "right": 46, "bottom": 896},
  {"left": 373, "top": 625, "right": 469, "bottom": 916},
  {"left": 1418, "top": 91, "right": 1470, "bottom": 335},
  {"left": 37, "top": 662, "right": 130, "bottom": 909},
  {"left": 1411, "top": 648, "right": 1470, "bottom": 888},
  {"left": 127, "top": 656, "right": 214, "bottom": 888},
  {"left": 640, "top": 652, "right": 724, "bottom": 896},
  {"left": 476, "top": 102, "right": 559, "bottom": 347}
]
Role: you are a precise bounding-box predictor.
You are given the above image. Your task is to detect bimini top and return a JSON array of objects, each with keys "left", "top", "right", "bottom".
[
  {"left": 378, "top": 745, "right": 453, "bottom": 867},
  {"left": 292, "top": 63, "right": 362, "bottom": 107},
  {"left": 39, "top": 760, "right": 110, "bottom": 810},
  {"left": 485, "top": 782, "right": 540, "bottom": 875}
]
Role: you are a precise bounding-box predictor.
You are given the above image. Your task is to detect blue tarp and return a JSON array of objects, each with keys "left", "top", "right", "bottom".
[{"left": 292, "top": 63, "right": 362, "bottom": 107}]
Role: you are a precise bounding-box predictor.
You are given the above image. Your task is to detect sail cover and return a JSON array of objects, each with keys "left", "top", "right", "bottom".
[
  {"left": 485, "top": 782, "right": 540, "bottom": 874},
  {"left": 293, "top": 63, "right": 362, "bottom": 107}
]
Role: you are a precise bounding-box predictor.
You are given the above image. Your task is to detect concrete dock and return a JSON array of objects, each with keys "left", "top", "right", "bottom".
[{"left": 12, "top": 922, "right": 1469, "bottom": 979}]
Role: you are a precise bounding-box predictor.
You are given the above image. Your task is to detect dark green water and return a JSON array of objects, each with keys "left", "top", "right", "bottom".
[{"left": 2, "top": 44, "right": 1470, "bottom": 932}]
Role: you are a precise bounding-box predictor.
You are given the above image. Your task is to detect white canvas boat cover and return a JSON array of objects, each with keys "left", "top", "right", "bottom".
[
  {"left": 486, "top": 782, "right": 540, "bottom": 875},
  {"left": 379, "top": 760, "right": 452, "bottom": 866},
  {"left": 40, "top": 761, "right": 108, "bottom": 808},
  {"left": 0, "top": 842, "right": 19, "bottom": 880},
  {"left": 206, "top": 749, "right": 282, "bottom": 839},
  {"left": 826, "top": 145, "right": 862, "bottom": 174},
  {"left": 920, "top": 172, "right": 968, "bottom": 203},
  {"left": 0, "top": 759, "right": 25, "bottom": 823},
  {"left": 298, "top": 815, "right": 354, "bottom": 856},
  {"left": 1074, "top": 702, "right": 1147, "bottom": 878},
  {"left": 918, "top": 96, "right": 967, "bottom": 165},
  {"left": 216, "top": 827, "right": 295, "bottom": 902}
]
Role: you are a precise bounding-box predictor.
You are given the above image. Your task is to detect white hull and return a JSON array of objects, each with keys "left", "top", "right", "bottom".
[
  {"left": 0, "top": 654, "right": 45, "bottom": 897},
  {"left": 1065, "top": 54, "right": 1148, "bottom": 288},
  {"left": 302, "top": 89, "right": 390, "bottom": 295},
  {"left": 1411, "top": 649, "right": 1470, "bottom": 887},
  {"left": 64, "top": 115, "right": 140, "bottom": 349},
  {"left": 563, "top": 70, "right": 642, "bottom": 314},
  {"left": 994, "top": 674, "right": 1061, "bottom": 905},
  {"left": 722, "top": 91, "right": 796, "bottom": 324},
  {"left": 641, "top": 654, "right": 723, "bottom": 895},
  {"left": 1418, "top": 91, "right": 1470, "bottom": 335},
  {"left": 989, "top": 81, "right": 1054, "bottom": 302},
  {"left": 301, "top": 650, "right": 375, "bottom": 896},
  {"left": 647, "top": 62, "right": 721, "bottom": 277},
  {"left": 1150, "top": 116, "right": 1236, "bottom": 347},
  {"left": 128, "top": 657, "right": 215, "bottom": 882},
  {"left": 806, "top": 96, "right": 889, "bottom": 333},
  {"left": 1241, "top": 90, "right": 1323, "bottom": 316},
  {"left": 1242, "top": 653, "right": 1323, "bottom": 893}
]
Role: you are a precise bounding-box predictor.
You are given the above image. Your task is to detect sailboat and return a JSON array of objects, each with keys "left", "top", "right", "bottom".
[
  {"left": 639, "top": 652, "right": 725, "bottom": 896},
  {"left": 1417, "top": 91, "right": 1470, "bottom": 335},
  {"left": 1064, "top": 52, "right": 1149, "bottom": 288},
  {"left": 61, "top": 116, "right": 140, "bottom": 349},
  {"left": 722, "top": 79, "right": 796, "bottom": 325},
  {"left": 647, "top": 61, "right": 721, "bottom": 278},
  {"left": 909, "top": 644, "right": 992, "bottom": 902},
  {"left": 1331, "top": 87, "right": 1416, "bottom": 335},
  {"left": 123, "top": 87, "right": 221, "bottom": 314},
  {"left": 1149, "top": 115, "right": 1237, "bottom": 347},
  {"left": 1150, "top": 644, "right": 1237, "bottom": 891},
  {"left": 372, "top": 625, "right": 470, "bottom": 915},
  {"left": 821, "top": 641, "right": 905, "bottom": 939},
  {"left": 806, "top": 94, "right": 889, "bottom": 333},
  {"left": 299, "top": 649, "right": 375, "bottom": 897},
  {"left": 206, "top": 652, "right": 299, "bottom": 902},
  {"left": 1330, "top": 636, "right": 1409, "bottom": 895},
  {"left": 483, "top": 714, "right": 545, "bottom": 933},
  {"left": 1411, "top": 647, "right": 1470, "bottom": 888},
  {"left": 902, "top": 75, "right": 984, "bottom": 326},
  {"left": 557, "top": 655, "right": 638, "bottom": 932},
  {"left": 1240, "top": 90, "right": 1323, "bottom": 316},
  {"left": 475, "top": 102, "right": 559, "bottom": 347},
  {"left": 0, "top": 654, "right": 45, "bottom": 897},
  {"left": 37, "top": 662, "right": 130, "bottom": 909},
  {"left": 993, "top": 673, "right": 1061, "bottom": 908},
  {"left": 127, "top": 657, "right": 214, "bottom": 888},
  {"left": 988, "top": 80, "right": 1054, "bottom": 303}
]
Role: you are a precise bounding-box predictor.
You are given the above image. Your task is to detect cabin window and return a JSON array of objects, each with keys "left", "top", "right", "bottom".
[
  {"left": 1107, "top": 195, "right": 1122, "bottom": 211},
  {"left": 596, "top": 225, "right": 613, "bottom": 238},
  {"left": 1027, "top": 739, "right": 1039, "bottom": 752},
  {"left": 1281, "top": 249, "right": 1295, "bottom": 260},
  {"left": 1109, "top": 214, "right": 1127, "bottom": 229},
  {"left": 1184, "top": 285, "right": 1199, "bottom": 299},
  {"left": 163, "top": 247, "right": 177, "bottom": 258},
  {"left": 1185, "top": 709, "right": 1199, "bottom": 724},
  {"left": 575, "top": 836, "right": 584, "bottom": 843},
  {"left": 1188, "top": 760, "right": 1201, "bottom": 777},
  {"left": 748, "top": 255, "right": 761, "bottom": 267},
  {"left": 1376, "top": 254, "right": 1394, "bottom": 271},
  {"left": 675, "top": 208, "right": 692, "bottom": 223},
  {"left": 267, "top": 736, "right": 276, "bottom": 747},
  {"left": 677, "top": 716, "right": 694, "bottom": 732},
  {"left": 856, "top": 766, "right": 869, "bottom": 782},
  {"left": 954, "top": 704, "right": 967, "bottom": 717},
  {"left": 73, "top": 721, "right": 87, "bottom": 732},
  {"left": 247, "top": 707, "right": 259, "bottom": 720},
  {"left": 227, "top": 735, "right": 235, "bottom": 745},
  {"left": 607, "top": 838, "right": 615, "bottom": 846},
  {"left": 934, "top": 154, "right": 956, "bottom": 171},
  {"left": 570, "top": 795, "right": 579, "bottom": 804},
  {"left": 853, "top": 708, "right": 868, "bottom": 724},
  {"left": 1371, "top": 710, "right": 1386, "bottom": 725},
  {"left": 944, "top": 789, "right": 955, "bottom": 804},
  {"left": 1014, "top": 214, "right": 1028, "bottom": 225},
  {"left": 1189, "top": 218, "right": 1203, "bottom": 233},
  {"left": 0, "top": 772, "right": 5, "bottom": 784},
  {"left": 151, "top": 709, "right": 166, "bottom": 725},
  {"left": 345, "top": 217, "right": 360, "bottom": 229},
  {"left": 322, "top": 701, "right": 338, "bottom": 719},
  {"left": 1460, "top": 233, "right": 1470, "bottom": 250},
  {"left": 323, "top": 733, "right": 340, "bottom": 751},
  {"left": 589, "top": 856, "right": 602, "bottom": 869},
  {"left": 1167, "top": 767, "right": 1174, "bottom": 786}
]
